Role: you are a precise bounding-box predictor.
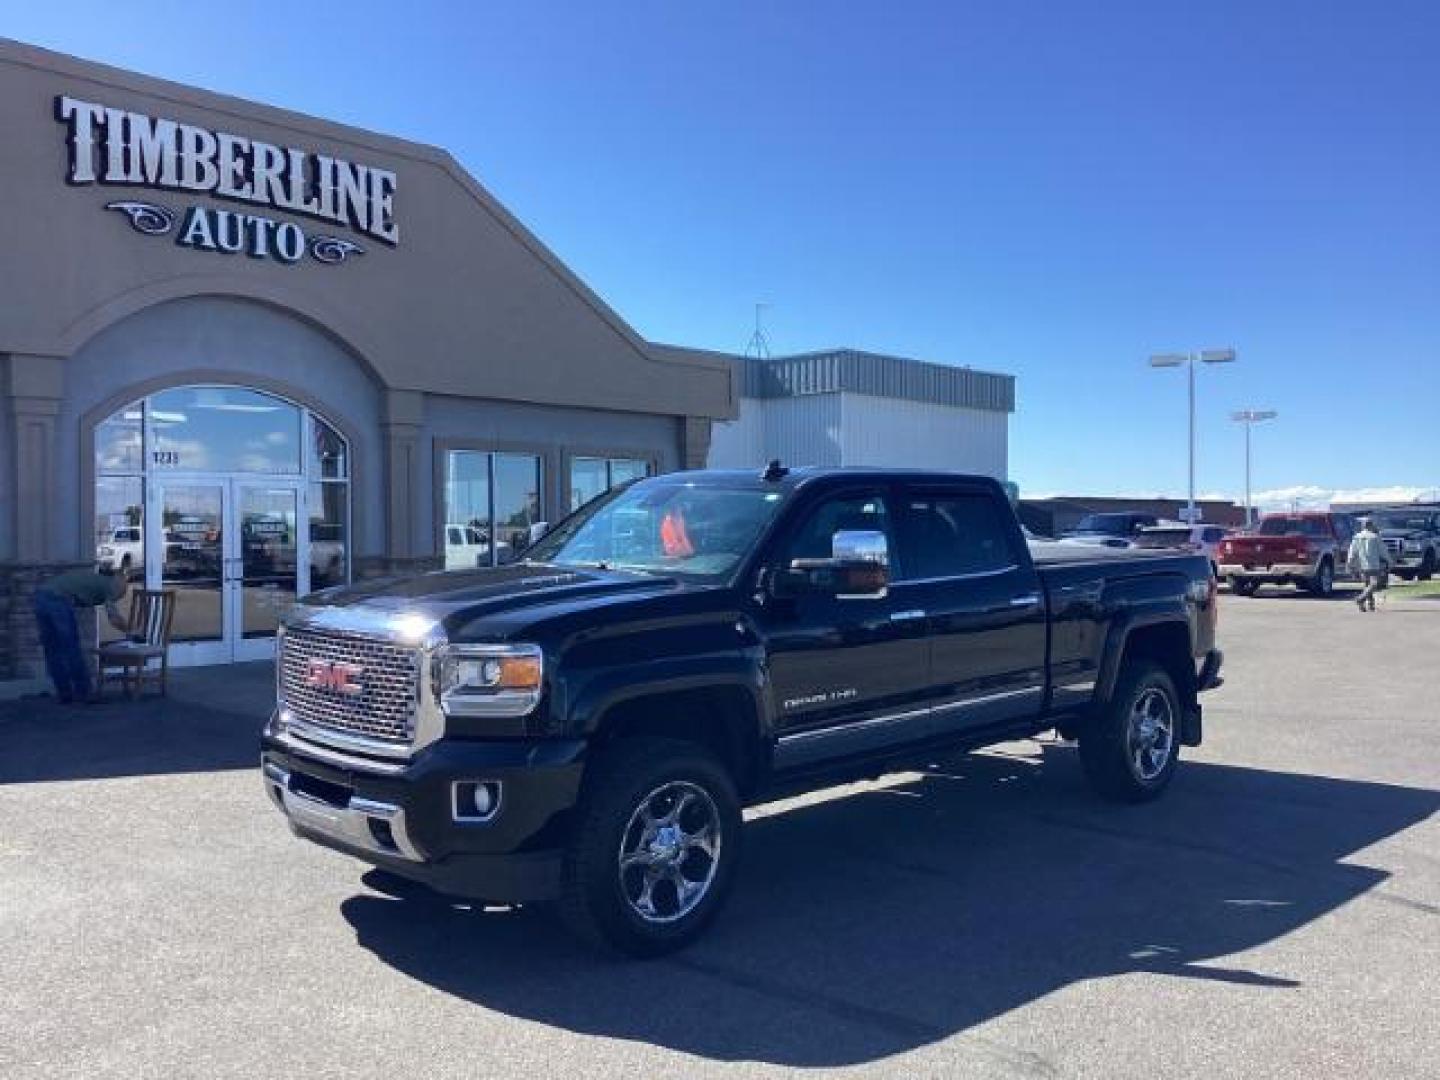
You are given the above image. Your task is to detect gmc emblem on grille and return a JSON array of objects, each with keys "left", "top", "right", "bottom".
[{"left": 305, "top": 659, "right": 364, "bottom": 696}]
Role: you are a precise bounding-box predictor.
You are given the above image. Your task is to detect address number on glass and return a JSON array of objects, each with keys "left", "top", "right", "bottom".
[{"left": 152, "top": 450, "right": 180, "bottom": 466}]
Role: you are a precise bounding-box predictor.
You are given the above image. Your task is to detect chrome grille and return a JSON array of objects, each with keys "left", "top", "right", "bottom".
[
  {"left": 279, "top": 627, "right": 420, "bottom": 746},
  {"left": 1384, "top": 537, "right": 1403, "bottom": 556}
]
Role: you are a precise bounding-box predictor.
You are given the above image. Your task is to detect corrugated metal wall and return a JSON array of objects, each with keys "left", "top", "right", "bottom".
[
  {"left": 706, "top": 394, "right": 846, "bottom": 468},
  {"left": 838, "top": 393, "right": 1008, "bottom": 477},
  {"left": 736, "top": 351, "right": 1014, "bottom": 413}
]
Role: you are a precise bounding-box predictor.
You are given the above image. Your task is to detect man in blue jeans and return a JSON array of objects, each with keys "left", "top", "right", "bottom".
[{"left": 32, "top": 568, "right": 129, "bottom": 703}]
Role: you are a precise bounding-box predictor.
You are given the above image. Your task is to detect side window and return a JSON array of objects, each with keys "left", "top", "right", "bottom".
[
  {"left": 1204, "top": 527, "right": 1224, "bottom": 543},
  {"left": 781, "top": 494, "right": 892, "bottom": 567},
  {"left": 900, "top": 493, "right": 1018, "bottom": 579}
]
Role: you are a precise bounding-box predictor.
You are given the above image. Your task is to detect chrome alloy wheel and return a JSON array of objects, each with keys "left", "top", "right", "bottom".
[
  {"left": 617, "top": 781, "right": 722, "bottom": 924},
  {"left": 1127, "top": 687, "right": 1176, "bottom": 782}
]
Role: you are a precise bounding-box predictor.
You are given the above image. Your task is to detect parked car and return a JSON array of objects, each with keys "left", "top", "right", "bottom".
[
  {"left": 95, "top": 526, "right": 143, "bottom": 577},
  {"left": 1217, "top": 511, "right": 1356, "bottom": 596},
  {"left": 263, "top": 466, "right": 1222, "bottom": 955},
  {"left": 1135, "top": 523, "right": 1230, "bottom": 577},
  {"left": 443, "top": 523, "right": 511, "bottom": 570},
  {"left": 1061, "top": 511, "right": 1159, "bottom": 548},
  {"left": 1371, "top": 508, "right": 1440, "bottom": 581}
]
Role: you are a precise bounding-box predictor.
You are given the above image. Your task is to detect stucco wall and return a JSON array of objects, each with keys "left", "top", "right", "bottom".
[
  {"left": 0, "top": 39, "right": 732, "bottom": 422},
  {"left": 56, "top": 295, "right": 385, "bottom": 560}
]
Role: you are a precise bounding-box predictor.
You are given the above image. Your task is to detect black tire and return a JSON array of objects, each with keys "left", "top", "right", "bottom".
[
  {"left": 1419, "top": 549, "right": 1436, "bottom": 582},
  {"left": 1396, "top": 570, "right": 1415, "bottom": 582},
  {"left": 1229, "top": 577, "right": 1258, "bottom": 596},
  {"left": 1307, "top": 558, "right": 1335, "bottom": 597},
  {"left": 558, "top": 736, "right": 741, "bottom": 957},
  {"left": 1079, "top": 661, "right": 1182, "bottom": 803}
]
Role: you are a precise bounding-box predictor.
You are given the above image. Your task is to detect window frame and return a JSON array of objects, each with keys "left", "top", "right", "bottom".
[
  {"left": 561, "top": 447, "right": 659, "bottom": 514},
  {"left": 434, "top": 438, "right": 550, "bottom": 568}
]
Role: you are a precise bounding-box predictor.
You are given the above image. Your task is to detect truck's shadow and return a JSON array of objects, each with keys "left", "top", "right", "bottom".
[{"left": 342, "top": 748, "right": 1438, "bottom": 1067}]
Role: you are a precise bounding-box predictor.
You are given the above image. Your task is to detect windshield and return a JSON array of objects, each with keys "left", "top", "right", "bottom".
[
  {"left": 1073, "top": 514, "right": 1134, "bottom": 533},
  {"left": 1373, "top": 512, "right": 1433, "bottom": 531},
  {"left": 524, "top": 479, "right": 786, "bottom": 580},
  {"left": 1257, "top": 516, "right": 1329, "bottom": 537}
]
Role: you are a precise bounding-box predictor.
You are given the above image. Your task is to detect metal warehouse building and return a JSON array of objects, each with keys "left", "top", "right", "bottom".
[{"left": 691, "top": 348, "right": 1014, "bottom": 476}]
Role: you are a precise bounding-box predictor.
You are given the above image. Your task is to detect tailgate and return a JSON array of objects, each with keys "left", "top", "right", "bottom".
[{"left": 1225, "top": 536, "right": 1307, "bottom": 563}]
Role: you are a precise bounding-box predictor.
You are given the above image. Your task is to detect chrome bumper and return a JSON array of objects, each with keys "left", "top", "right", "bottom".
[
  {"left": 1218, "top": 562, "right": 1313, "bottom": 578},
  {"left": 262, "top": 760, "right": 422, "bottom": 862}
]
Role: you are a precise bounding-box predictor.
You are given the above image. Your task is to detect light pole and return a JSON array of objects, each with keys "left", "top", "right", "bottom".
[
  {"left": 1148, "top": 348, "right": 1236, "bottom": 523},
  {"left": 1231, "top": 409, "right": 1277, "bottom": 527}
]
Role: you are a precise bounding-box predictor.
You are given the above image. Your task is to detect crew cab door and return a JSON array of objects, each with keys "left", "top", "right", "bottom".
[
  {"left": 759, "top": 487, "right": 931, "bottom": 769},
  {"left": 894, "top": 484, "right": 1048, "bottom": 732}
]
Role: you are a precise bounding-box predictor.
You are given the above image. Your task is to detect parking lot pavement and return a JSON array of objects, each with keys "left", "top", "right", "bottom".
[{"left": 2, "top": 595, "right": 1437, "bottom": 1079}]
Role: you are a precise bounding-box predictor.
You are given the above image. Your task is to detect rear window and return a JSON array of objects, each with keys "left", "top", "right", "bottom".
[{"left": 1257, "top": 517, "right": 1329, "bottom": 538}]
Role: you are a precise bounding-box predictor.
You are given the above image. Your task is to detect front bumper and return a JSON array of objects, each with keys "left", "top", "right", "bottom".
[{"left": 261, "top": 717, "right": 586, "bottom": 903}]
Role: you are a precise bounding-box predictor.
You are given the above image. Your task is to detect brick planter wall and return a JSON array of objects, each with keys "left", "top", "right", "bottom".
[{"left": 0, "top": 561, "right": 95, "bottom": 682}]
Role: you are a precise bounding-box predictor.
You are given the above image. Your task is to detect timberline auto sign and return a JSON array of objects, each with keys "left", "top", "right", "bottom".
[{"left": 55, "top": 95, "right": 398, "bottom": 266}]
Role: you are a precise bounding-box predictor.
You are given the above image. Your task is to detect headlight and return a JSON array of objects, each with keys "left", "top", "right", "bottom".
[
  {"left": 1403, "top": 540, "right": 1423, "bottom": 552},
  {"left": 435, "top": 643, "right": 543, "bottom": 718}
]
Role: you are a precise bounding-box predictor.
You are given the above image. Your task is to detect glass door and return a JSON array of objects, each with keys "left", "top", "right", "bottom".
[
  {"left": 233, "top": 482, "right": 306, "bottom": 661},
  {"left": 149, "top": 480, "right": 230, "bottom": 667},
  {"left": 148, "top": 479, "right": 307, "bottom": 665}
]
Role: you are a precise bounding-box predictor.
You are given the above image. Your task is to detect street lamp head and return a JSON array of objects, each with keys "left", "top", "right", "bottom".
[
  {"left": 1148, "top": 353, "right": 1188, "bottom": 368},
  {"left": 1200, "top": 348, "right": 1237, "bottom": 364},
  {"left": 1231, "top": 409, "right": 1278, "bottom": 423}
]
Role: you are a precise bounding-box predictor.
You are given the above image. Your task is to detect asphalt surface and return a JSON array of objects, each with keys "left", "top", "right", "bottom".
[{"left": 2, "top": 589, "right": 1437, "bottom": 1078}]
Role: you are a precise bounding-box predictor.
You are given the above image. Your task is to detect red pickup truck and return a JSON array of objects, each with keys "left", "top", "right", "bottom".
[{"left": 1217, "top": 512, "right": 1356, "bottom": 597}]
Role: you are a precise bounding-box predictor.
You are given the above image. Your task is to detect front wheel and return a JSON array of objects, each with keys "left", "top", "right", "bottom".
[
  {"left": 1307, "top": 558, "right": 1335, "bottom": 597},
  {"left": 1229, "top": 577, "right": 1258, "bottom": 596},
  {"left": 1418, "top": 549, "right": 1436, "bottom": 581},
  {"left": 1079, "top": 661, "right": 1181, "bottom": 803},
  {"left": 558, "top": 737, "right": 741, "bottom": 956}
]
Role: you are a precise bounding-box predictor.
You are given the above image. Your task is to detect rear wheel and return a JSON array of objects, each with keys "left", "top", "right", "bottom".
[
  {"left": 558, "top": 737, "right": 741, "bottom": 956},
  {"left": 1079, "top": 661, "right": 1181, "bottom": 803},
  {"left": 1307, "top": 558, "right": 1335, "bottom": 597},
  {"left": 1419, "top": 549, "right": 1436, "bottom": 581}
]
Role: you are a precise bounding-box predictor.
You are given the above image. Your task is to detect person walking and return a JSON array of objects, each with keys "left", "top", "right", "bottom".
[
  {"left": 32, "top": 567, "right": 129, "bottom": 703},
  {"left": 1347, "top": 517, "right": 1389, "bottom": 612}
]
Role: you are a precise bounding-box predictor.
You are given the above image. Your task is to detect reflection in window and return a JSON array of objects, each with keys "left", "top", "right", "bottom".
[
  {"left": 95, "top": 476, "right": 144, "bottom": 643},
  {"left": 570, "top": 456, "right": 650, "bottom": 511},
  {"left": 443, "top": 450, "right": 543, "bottom": 569},
  {"left": 309, "top": 482, "right": 349, "bottom": 590},
  {"left": 148, "top": 386, "right": 301, "bottom": 475},
  {"left": 95, "top": 407, "right": 144, "bottom": 474},
  {"left": 310, "top": 417, "right": 348, "bottom": 479}
]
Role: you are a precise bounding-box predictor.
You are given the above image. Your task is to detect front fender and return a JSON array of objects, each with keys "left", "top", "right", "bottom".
[{"left": 564, "top": 650, "right": 770, "bottom": 740}]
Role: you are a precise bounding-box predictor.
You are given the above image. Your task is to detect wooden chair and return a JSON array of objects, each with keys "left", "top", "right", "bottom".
[{"left": 95, "top": 589, "right": 177, "bottom": 699}]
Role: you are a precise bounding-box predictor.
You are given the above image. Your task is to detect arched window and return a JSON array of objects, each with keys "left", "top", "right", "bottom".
[{"left": 93, "top": 385, "right": 351, "bottom": 660}]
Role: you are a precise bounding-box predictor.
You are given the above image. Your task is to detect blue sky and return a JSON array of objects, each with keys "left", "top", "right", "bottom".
[{"left": 8, "top": 1, "right": 1438, "bottom": 504}]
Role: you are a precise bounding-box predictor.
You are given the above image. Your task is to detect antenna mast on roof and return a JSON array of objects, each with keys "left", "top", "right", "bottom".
[{"left": 744, "top": 302, "right": 772, "bottom": 359}]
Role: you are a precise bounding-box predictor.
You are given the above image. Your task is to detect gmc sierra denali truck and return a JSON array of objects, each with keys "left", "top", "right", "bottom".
[{"left": 262, "top": 466, "right": 1222, "bottom": 955}]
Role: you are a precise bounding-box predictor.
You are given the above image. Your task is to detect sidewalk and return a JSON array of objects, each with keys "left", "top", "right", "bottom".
[{"left": 0, "top": 661, "right": 275, "bottom": 784}]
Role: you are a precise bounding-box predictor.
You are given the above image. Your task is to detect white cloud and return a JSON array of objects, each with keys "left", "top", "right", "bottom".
[{"left": 1253, "top": 484, "right": 1437, "bottom": 509}]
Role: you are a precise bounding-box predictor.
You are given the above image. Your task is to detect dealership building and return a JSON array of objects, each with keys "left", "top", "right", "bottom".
[{"left": 0, "top": 39, "right": 1012, "bottom": 685}]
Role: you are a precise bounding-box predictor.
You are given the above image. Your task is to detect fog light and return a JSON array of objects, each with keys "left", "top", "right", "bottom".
[{"left": 454, "top": 780, "right": 502, "bottom": 822}]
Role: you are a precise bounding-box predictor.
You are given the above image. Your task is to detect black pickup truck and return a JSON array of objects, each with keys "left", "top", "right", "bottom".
[{"left": 262, "top": 466, "right": 1222, "bottom": 955}]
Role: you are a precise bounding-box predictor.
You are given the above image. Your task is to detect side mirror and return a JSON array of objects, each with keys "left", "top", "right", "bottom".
[{"left": 771, "top": 529, "right": 890, "bottom": 600}]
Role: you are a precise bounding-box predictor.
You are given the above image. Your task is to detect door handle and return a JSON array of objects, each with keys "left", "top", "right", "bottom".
[
  {"left": 1009, "top": 593, "right": 1041, "bottom": 608},
  {"left": 889, "top": 609, "right": 927, "bottom": 622}
]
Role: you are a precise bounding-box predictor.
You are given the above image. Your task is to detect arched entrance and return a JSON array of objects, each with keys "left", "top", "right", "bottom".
[{"left": 93, "top": 384, "right": 350, "bottom": 666}]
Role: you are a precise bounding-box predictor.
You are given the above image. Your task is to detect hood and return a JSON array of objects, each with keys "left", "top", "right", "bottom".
[{"left": 295, "top": 562, "right": 681, "bottom": 628}]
